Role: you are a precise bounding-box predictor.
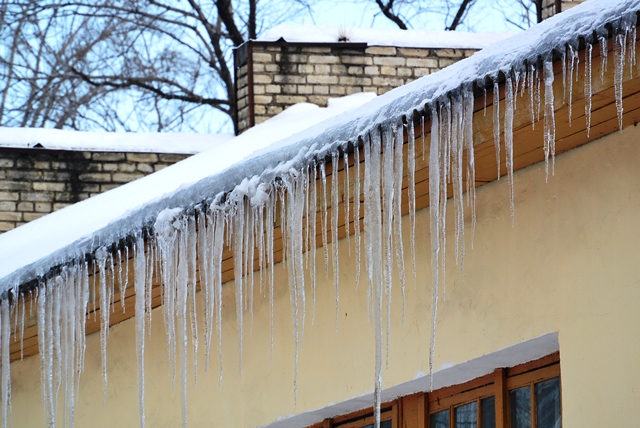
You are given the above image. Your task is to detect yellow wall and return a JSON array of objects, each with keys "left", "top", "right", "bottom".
[{"left": 9, "top": 124, "right": 640, "bottom": 427}]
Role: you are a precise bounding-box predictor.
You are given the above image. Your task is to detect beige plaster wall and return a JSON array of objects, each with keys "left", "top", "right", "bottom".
[{"left": 9, "top": 123, "right": 640, "bottom": 427}]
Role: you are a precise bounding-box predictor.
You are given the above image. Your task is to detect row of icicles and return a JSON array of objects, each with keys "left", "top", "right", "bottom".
[{"left": 0, "top": 26, "right": 636, "bottom": 428}]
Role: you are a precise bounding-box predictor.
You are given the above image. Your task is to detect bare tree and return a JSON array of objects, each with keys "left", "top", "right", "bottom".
[
  {"left": 0, "top": 0, "right": 313, "bottom": 132},
  {"left": 369, "top": 0, "right": 541, "bottom": 32}
]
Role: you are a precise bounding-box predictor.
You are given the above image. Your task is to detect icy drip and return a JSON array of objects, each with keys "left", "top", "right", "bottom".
[
  {"left": 96, "top": 247, "right": 111, "bottom": 402},
  {"left": 504, "top": 76, "right": 515, "bottom": 221},
  {"left": 600, "top": 36, "right": 609, "bottom": 83},
  {"left": 393, "top": 124, "right": 407, "bottom": 324},
  {"left": 331, "top": 153, "right": 340, "bottom": 328},
  {"left": 528, "top": 65, "right": 536, "bottom": 129},
  {"left": 428, "top": 105, "right": 442, "bottom": 390},
  {"left": 407, "top": 116, "right": 417, "bottom": 286},
  {"left": 36, "top": 263, "right": 89, "bottom": 428},
  {"left": 134, "top": 236, "right": 147, "bottom": 428},
  {"left": 232, "top": 200, "right": 245, "bottom": 376},
  {"left": 354, "top": 147, "right": 362, "bottom": 291},
  {"left": 463, "top": 89, "right": 477, "bottom": 247},
  {"left": 585, "top": 43, "right": 593, "bottom": 137},
  {"left": 567, "top": 45, "right": 578, "bottom": 126},
  {"left": 309, "top": 165, "right": 318, "bottom": 322},
  {"left": 344, "top": 149, "right": 351, "bottom": 253},
  {"left": 493, "top": 82, "right": 501, "bottom": 178},
  {"left": 1, "top": 299, "right": 10, "bottom": 428},
  {"left": 320, "top": 163, "right": 330, "bottom": 280},
  {"left": 381, "top": 125, "right": 394, "bottom": 367},
  {"left": 284, "top": 172, "right": 307, "bottom": 404},
  {"left": 614, "top": 31, "right": 626, "bottom": 130},
  {"left": 543, "top": 60, "right": 557, "bottom": 180},
  {"left": 363, "top": 130, "right": 383, "bottom": 428}
]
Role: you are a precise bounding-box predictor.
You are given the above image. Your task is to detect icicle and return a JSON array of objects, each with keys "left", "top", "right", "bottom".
[
  {"left": 134, "top": 235, "right": 147, "bottom": 428},
  {"left": 364, "top": 130, "right": 383, "bottom": 428},
  {"left": 320, "top": 162, "right": 329, "bottom": 280},
  {"left": 504, "top": 75, "right": 515, "bottom": 222},
  {"left": 354, "top": 146, "right": 362, "bottom": 291},
  {"left": 408, "top": 116, "right": 417, "bottom": 287},
  {"left": 175, "top": 218, "right": 189, "bottom": 428},
  {"left": 212, "top": 210, "right": 225, "bottom": 385},
  {"left": 266, "top": 193, "right": 275, "bottom": 361},
  {"left": 600, "top": 35, "right": 608, "bottom": 84},
  {"left": 344, "top": 149, "right": 351, "bottom": 253},
  {"left": 393, "top": 123, "right": 406, "bottom": 325},
  {"left": 528, "top": 65, "right": 536, "bottom": 129},
  {"left": 493, "top": 81, "right": 501, "bottom": 178},
  {"left": 483, "top": 88, "right": 487, "bottom": 116},
  {"left": 200, "top": 210, "right": 213, "bottom": 372},
  {"left": 187, "top": 216, "right": 198, "bottom": 384},
  {"left": 562, "top": 48, "right": 567, "bottom": 102},
  {"left": 1, "top": 299, "right": 11, "bottom": 428},
  {"left": 451, "top": 96, "right": 465, "bottom": 266},
  {"left": 629, "top": 26, "right": 637, "bottom": 78},
  {"left": 381, "top": 125, "right": 394, "bottom": 367},
  {"left": 428, "top": 104, "right": 441, "bottom": 391},
  {"left": 233, "top": 200, "right": 245, "bottom": 376},
  {"left": 568, "top": 45, "right": 577, "bottom": 126},
  {"left": 543, "top": 60, "right": 557, "bottom": 181},
  {"left": 585, "top": 43, "right": 593, "bottom": 137},
  {"left": 439, "top": 102, "right": 450, "bottom": 298},
  {"left": 96, "top": 247, "right": 110, "bottom": 402},
  {"left": 309, "top": 164, "right": 318, "bottom": 322},
  {"left": 513, "top": 71, "right": 520, "bottom": 111},
  {"left": 331, "top": 152, "right": 340, "bottom": 328},
  {"left": 614, "top": 32, "right": 626, "bottom": 130},
  {"left": 463, "top": 89, "right": 477, "bottom": 247}
]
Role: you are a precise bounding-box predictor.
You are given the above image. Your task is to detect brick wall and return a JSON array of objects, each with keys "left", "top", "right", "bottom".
[
  {"left": 236, "top": 43, "right": 476, "bottom": 133},
  {"left": 0, "top": 149, "right": 189, "bottom": 232},
  {"left": 542, "top": 0, "right": 586, "bottom": 20}
]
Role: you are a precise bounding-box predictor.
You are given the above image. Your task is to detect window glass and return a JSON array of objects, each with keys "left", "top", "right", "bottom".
[
  {"left": 481, "top": 396, "right": 496, "bottom": 428},
  {"left": 510, "top": 386, "right": 531, "bottom": 428},
  {"left": 535, "top": 377, "right": 561, "bottom": 428},
  {"left": 430, "top": 410, "right": 450, "bottom": 428},
  {"left": 454, "top": 402, "right": 477, "bottom": 428}
]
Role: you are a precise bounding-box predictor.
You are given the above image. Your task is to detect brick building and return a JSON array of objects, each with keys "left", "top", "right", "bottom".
[{"left": 234, "top": 25, "right": 513, "bottom": 133}]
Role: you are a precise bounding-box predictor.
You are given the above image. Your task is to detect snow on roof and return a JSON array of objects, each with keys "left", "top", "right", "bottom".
[
  {"left": 257, "top": 24, "right": 517, "bottom": 49},
  {"left": 0, "top": 0, "right": 637, "bottom": 291},
  {"left": 0, "top": 127, "right": 234, "bottom": 154},
  {"left": 0, "top": 92, "right": 377, "bottom": 287}
]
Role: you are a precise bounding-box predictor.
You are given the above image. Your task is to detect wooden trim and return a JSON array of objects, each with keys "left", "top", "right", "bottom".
[
  {"left": 429, "top": 384, "right": 494, "bottom": 413},
  {"left": 494, "top": 368, "right": 507, "bottom": 428},
  {"left": 507, "top": 351, "right": 560, "bottom": 377},
  {"left": 401, "top": 393, "right": 426, "bottom": 428},
  {"left": 427, "top": 372, "right": 494, "bottom": 404}
]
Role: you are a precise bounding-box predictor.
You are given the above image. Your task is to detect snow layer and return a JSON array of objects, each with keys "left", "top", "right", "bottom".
[
  {"left": 0, "top": 127, "right": 234, "bottom": 154},
  {"left": 258, "top": 24, "right": 517, "bottom": 49},
  {"left": 0, "top": 92, "right": 377, "bottom": 288}
]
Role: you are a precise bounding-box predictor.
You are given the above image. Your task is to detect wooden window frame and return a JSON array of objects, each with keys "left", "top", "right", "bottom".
[{"left": 305, "top": 352, "right": 560, "bottom": 428}]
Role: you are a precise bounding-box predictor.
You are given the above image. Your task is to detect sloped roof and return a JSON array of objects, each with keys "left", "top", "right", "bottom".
[
  {"left": 0, "top": 127, "right": 234, "bottom": 154},
  {"left": 258, "top": 24, "right": 516, "bottom": 49},
  {"left": 0, "top": 0, "right": 637, "bottom": 292}
]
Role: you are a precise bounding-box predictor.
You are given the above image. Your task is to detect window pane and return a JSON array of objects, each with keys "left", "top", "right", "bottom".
[
  {"left": 430, "top": 410, "right": 450, "bottom": 428},
  {"left": 535, "top": 377, "right": 561, "bottom": 428},
  {"left": 481, "top": 396, "right": 496, "bottom": 428},
  {"left": 510, "top": 386, "right": 531, "bottom": 428},
  {"left": 455, "top": 402, "right": 477, "bottom": 428}
]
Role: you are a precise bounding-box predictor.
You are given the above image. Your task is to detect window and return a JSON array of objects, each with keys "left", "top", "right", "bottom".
[
  {"left": 305, "top": 353, "right": 560, "bottom": 428},
  {"left": 427, "top": 353, "right": 561, "bottom": 428}
]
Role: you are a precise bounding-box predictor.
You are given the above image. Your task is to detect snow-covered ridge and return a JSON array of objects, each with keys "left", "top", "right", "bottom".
[
  {"left": 258, "top": 24, "right": 517, "bottom": 49},
  {"left": 0, "top": 127, "right": 234, "bottom": 154}
]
